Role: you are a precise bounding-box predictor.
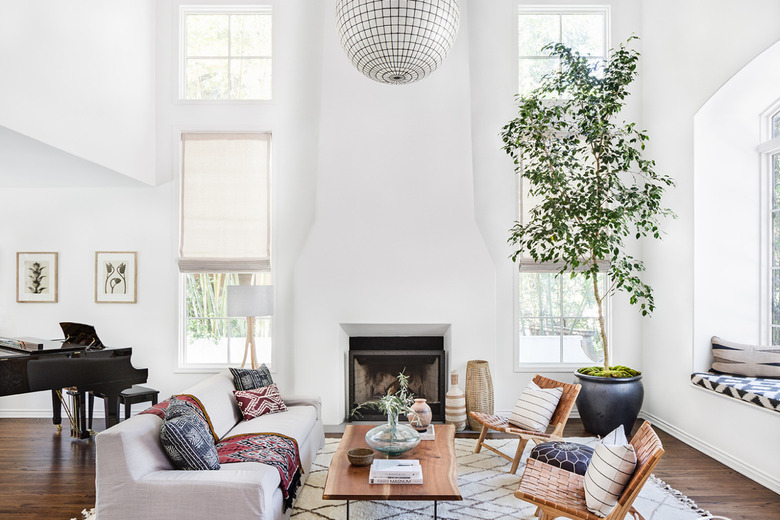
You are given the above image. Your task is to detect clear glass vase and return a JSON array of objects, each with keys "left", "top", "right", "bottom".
[{"left": 364, "top": 413, "right": 421, "bottom": 456}]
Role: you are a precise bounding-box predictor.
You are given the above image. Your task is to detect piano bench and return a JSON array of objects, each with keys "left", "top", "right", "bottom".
[
  {"left": 117, "top": 385, "right": 159, "bottom": 420},
  {"left": 88, "top": 385, "right": 160, "bottom": 429}
]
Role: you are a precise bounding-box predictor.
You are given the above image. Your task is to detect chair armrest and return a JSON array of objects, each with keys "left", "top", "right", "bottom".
[{"left": 281, "top": 394, "right": 322, "bottom": 421}]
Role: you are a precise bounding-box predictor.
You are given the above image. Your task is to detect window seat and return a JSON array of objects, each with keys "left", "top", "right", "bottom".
[{"left": 691, "top": 372, "right": 780, "bottom": 413}]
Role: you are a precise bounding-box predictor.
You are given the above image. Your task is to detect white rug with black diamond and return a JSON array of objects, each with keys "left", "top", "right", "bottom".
[{"left": 290, "top": 437, "right": 710, "bottom": 520}]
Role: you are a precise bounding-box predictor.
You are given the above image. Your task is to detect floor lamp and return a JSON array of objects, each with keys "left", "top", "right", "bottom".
[{"left": 227, "top": 285, "right": 274, "bottom": 369}]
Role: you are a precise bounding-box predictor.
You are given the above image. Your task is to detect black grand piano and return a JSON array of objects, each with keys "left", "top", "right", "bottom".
[{"left": 0, "top": 322, "right": 148, "bottom": 438}]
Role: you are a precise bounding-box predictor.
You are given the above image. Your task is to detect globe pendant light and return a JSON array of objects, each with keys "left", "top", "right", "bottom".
[{"left": 335, "top": 0, "right": 460, "bottom": 85}]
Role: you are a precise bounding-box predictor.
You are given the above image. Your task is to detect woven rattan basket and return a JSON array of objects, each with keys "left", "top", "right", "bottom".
[{"left": 465, "top": 360, "right": 494, "bottom": 430}]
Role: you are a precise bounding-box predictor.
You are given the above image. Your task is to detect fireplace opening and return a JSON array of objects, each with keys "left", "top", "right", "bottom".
[{"left": 348, "top": 336, "right": 446, "bottom": 422}]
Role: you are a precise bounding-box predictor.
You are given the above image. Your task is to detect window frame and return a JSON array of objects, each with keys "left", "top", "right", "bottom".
[
  {"left": 178, "top": 4, "right": 274, "bottom": 104},
  {"left": 513, "top": 5, "right": 612, "bottom": 371},
  {"left": 758, "top": 102, "right": 780, "bottom": 345},
  {"left": 516, "top": 5, "right": 610, "bottom": 96},
  {"left": 175, "top": 128, "right": 275, "bottom": 373}
]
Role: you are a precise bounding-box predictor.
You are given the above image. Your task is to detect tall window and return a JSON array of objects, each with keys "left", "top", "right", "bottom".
[
  {"left": 179, "top": 133, "right": 272, "bottom": 367},
  {"left": 516, "top": 6, "right": 610, "bottom": 367},
  {"left": 181, "top": 6, "right": 272, "bottom": 100},
  {"left": 766, "top": 111, "right": 780, "bottom": 342},
  {"left": 518, "top": 7, "right": 608, "bottom": 95}
]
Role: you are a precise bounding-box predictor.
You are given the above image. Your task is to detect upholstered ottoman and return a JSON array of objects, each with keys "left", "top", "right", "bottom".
[{"left": 529, "top": 441, "right": 593, "bottom": 475}]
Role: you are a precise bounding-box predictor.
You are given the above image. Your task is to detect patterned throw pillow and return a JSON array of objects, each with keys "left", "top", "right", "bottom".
[
  {"left": 711, "top": 336, "right": 780, "bottom": 378},
  {"left": 230, "top": 365, "right": 274, "bottom": 391},
  {"left": 233, "top": 384, "right": 287, "bottom": 420},
  {"left": 160, "top": 403, "right": 220, "bottom": 471},
  {"left": 583, "top": 426, "right": 637, "bottom": 517},
  {"left": 165, "top": 395, "right": 218, "bottom": 443},
  {"left": 507, "top": 381, "right": 563, "bottom": 432}
]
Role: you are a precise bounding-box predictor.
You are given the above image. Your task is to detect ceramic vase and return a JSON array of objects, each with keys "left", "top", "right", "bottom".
[
  {"left": 445, "top": 370, "right": 466, "bottom": 431},
  {"left": 408, "top": 398, "right": 433, "bottom": 432},
  {"left": 465, "top": 360, "right": 494, "bottom": 431}
]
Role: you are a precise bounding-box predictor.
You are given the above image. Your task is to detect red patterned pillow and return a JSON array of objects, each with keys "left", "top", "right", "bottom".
[{"left": 233, "top": 384, "right": 287, "bottom": 420}]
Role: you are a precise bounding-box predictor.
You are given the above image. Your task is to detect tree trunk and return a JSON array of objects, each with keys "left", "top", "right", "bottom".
[{"left": 593, "top": 274, "right": 609, "bottom": 371}]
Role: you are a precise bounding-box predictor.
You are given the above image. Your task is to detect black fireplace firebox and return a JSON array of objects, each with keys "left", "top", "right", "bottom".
[{"left": 348, "top": 336, "right": 446, "bottom": 422}]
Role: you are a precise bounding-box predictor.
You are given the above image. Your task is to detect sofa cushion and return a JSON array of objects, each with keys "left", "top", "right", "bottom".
[
  {"left": 230, "top": 365, "right": 274, "bottom": 390},
  {"left": 160, "top": 401, "right": 220, "bottom": 471},
  {"left": 234, "top": 384, "right": 287, "bottom": 420},
  {"left": 711, "top": 336, "right": 780, "bottom": 378},
  {"left": 184, "top": 371, "right": 243, "bottom": 440},
  {"left": 508, "top": 381, "right": 563, "bottom": 432},
  {"left": 228, "top": 404, "right": 317, "bottom": 445}
]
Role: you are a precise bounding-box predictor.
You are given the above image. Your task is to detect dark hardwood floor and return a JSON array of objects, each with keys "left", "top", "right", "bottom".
[{"left": 1, "top": 417, "right": 777, "bottom": 520}]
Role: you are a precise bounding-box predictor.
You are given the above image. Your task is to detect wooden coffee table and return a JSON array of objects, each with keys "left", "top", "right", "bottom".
[{"left": 323, "top": 424, "right": 461, "bottom": 519}]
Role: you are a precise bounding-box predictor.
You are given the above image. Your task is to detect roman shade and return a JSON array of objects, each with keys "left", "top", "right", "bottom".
[{"left": 179, "top": 133, "right": 271, "bottom": 273}]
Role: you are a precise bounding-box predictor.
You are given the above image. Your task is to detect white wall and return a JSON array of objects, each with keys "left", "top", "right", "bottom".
[
  {"left": 0, "top": 1, "right": 157, "bottom": 185},
  {"left": 1, "top": 0, "right": 779, "bottom": 493},
  {"left": 641, "top": 0, "right": 780, "bottom": 493}
]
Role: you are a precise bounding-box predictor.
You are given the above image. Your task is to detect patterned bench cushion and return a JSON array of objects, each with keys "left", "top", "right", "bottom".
[{"left": 691, "top": 372, "right": 780, "bottom": 412}]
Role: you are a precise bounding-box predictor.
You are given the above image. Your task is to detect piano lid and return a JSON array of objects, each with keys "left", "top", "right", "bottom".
[{"left": 59, "top": 322, "right": 105, "bottom": 349}]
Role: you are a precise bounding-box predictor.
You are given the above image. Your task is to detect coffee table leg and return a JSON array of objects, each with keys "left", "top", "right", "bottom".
[
  {"left": 346, "top": 500, "right": 349, "bottom": 520},
  {"left": 434, "top": 500, "right": 437, "bottom": 520}
]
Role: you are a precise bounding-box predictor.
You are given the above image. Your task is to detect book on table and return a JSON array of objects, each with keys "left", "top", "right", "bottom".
[{"left": 369, "top": 459, "right": 423, "bottom": 484}]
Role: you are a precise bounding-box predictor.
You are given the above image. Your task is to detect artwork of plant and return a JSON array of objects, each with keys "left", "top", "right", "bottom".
[
  {"left": 104, "top": 262, "right": 127, "bottom": 294},
  {"left": 26, "top": 262, "right": 48, "bottom": 294}
]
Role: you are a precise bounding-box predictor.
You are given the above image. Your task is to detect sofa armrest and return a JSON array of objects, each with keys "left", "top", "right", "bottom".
[{"left": 281, "top": 394, "right": 321, "bottom": 421}]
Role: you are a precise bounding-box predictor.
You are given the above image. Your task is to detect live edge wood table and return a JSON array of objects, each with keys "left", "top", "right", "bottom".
[{"left": 323, "top": 424, "right": 462, "bottom": 519}]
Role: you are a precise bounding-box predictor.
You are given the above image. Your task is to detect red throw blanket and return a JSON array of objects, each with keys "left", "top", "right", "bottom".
[
  {"left": 141, "top": 397, "right": 303, "bottom": 510},
  {"left": 217, "top": 433, "right": 303, "bottom": 510}
]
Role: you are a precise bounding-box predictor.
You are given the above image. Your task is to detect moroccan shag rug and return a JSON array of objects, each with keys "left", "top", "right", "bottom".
[{"left": 71, "top": 437, "right": 712, "bottom": 520}]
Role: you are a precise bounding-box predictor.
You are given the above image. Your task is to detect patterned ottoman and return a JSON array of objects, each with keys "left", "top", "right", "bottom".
[{"left": 529, "top": 441, "right": 593, "bottom": 475}]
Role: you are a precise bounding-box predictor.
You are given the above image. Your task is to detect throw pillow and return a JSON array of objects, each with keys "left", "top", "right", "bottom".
[
  {"left": 230, "top": 364, "right": 274, "bottom": 391},
  {"left": 234, "top": 383, "right": 287, "bottom": 420},
  {"left": 601, "top": 424, "right": 628, "bottom": 445},
  {"left": 711, "top": 336, "right": 780, "bottom": 378},
  {"left": 508, "top": 381, "right": 563, "bottom": 432},
  {"left": 160, "top": 403, "right": 220, "bottom": 471},
  {"left": 583, "top": 426, "right": 637, "bottom": 517}
]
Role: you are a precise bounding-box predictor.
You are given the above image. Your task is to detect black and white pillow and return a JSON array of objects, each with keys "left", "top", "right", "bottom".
[
  {"left": 583, "top": 426, "right": 637, "bottom": 517},
  {"left": 160, "top": 399, "right": 220, "bottom": 471},
  {"left": 230, "top": 364, "right": 274, "bottom": 391},
  {"left": 507, "top": 381, "right": 562, "bottom": 432},
  {"left": 711, "top": 336, "right": 780, "bottom": 378}
]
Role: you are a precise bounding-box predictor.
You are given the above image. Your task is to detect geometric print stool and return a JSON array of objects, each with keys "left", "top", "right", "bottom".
[{"left": 528, "top": 441, "right": 594, "bottom": 476}]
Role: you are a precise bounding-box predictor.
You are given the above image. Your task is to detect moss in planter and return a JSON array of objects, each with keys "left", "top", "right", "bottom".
[{"left": 577, "top": 365, "right": 641, "bottom": 378}]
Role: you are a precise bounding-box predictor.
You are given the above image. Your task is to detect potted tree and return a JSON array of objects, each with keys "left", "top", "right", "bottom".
[{"left": 501, "top": 38, "right": 674, "bottom": 436}]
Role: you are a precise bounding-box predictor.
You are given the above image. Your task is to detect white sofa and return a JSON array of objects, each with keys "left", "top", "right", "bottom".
[{"left": 95, "top": 371, "right": 325, "bottom": 520}]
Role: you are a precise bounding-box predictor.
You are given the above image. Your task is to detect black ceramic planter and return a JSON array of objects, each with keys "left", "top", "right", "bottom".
[{"left": 574, "top": 372, "right": 644, "bottom": 437}]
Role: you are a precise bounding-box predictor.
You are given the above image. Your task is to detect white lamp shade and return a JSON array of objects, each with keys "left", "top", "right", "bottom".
[{"left": 227, "top": 285, "right": 274, "bottom": 317}]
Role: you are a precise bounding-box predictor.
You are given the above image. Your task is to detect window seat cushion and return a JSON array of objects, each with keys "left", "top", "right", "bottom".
[{"left": 691, "top": 371, "right": 780, "bottom": 412}]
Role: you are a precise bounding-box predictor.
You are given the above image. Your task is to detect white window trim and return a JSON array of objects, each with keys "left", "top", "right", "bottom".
[
  {"left": 178, "top": 4, "right": 274, "bottom": 104},
  {"left": 513, "top": 5, "right": 612, "bottom": 371},
  {"left": 758, "top": 101, "right": 780, "bottom": 345},
  {"left": 174, "top": 126, "right": 277, "bottom": 372}
]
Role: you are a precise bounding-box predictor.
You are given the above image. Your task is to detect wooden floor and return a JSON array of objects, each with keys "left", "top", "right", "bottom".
[{"left": 0, "top": 418, "right": 777, "bottom": 520}]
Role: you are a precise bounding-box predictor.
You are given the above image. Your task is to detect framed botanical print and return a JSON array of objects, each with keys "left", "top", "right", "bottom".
[
  {"left": 95, "top": 251, "right": 137, "bottom": 303},
  {"left": 17, "top": 252, "right": 58, "bottom": 303}
]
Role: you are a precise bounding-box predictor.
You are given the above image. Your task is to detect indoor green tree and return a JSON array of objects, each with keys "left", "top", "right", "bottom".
[{"left": 502, "top": 37, "right": 675, "bottom": 377}]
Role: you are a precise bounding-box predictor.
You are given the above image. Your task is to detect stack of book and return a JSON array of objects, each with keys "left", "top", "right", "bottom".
[{"left": 368, "top": 459, "right": 423, "bottom": 484}]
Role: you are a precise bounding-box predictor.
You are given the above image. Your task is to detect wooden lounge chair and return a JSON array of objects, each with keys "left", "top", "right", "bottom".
[
  {"left": 471, "top": 374, "right": 581, "bottom": 473},
  {"left": 514, "top": 420, "right": 665, "bottom": 520}
]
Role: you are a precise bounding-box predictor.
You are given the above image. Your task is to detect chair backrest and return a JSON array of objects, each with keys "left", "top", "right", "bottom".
[
  {"left": 608, "top": 421, "right": 665, "bottom": 519},
  {"left": 532, "top": 374, "right": 581, "bottom": 432}
]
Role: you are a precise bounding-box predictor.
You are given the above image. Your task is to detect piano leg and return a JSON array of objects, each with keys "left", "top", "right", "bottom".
[
  {"left": 103, "top": 392, "right": 120, "bottom": 428},
  {"left": 76, "top": 391, "right": 90, "bottom": 439},
  {"left": 51, "top": 390, "right": 62, "bottom": 428}
]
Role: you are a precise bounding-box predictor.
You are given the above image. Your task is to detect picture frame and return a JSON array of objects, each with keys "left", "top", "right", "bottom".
[
  {"left": 95, "top": 251, "right": 137, "bottom": 303},
  {"left": 16, "top": 252, "right": 58, "bottom": 303}
]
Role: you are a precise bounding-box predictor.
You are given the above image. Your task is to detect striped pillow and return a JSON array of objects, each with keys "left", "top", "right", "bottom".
[
  {"left": 507, "top": 381, "right": 563, "bottom": 432},
  {"left": 711, "top": 336, "right": 780, "bottom": 378},
  {"left": 583, "top": 429, "right": 637, "bottom": 517}
]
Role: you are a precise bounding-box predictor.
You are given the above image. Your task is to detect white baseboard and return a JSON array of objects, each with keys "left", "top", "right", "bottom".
[
  {"left": 639, "top": 410, "right": 780, "bottom": 495},
  {"left": 0, "top": 409, "right": 107, "bottom": 419}
]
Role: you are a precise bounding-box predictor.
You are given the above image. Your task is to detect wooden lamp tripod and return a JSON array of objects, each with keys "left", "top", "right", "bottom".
[{"left": 227, "top": 285, "right": 274, "bottom": 369}]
